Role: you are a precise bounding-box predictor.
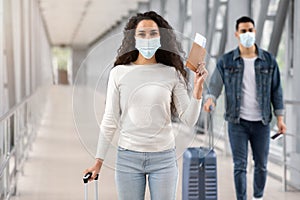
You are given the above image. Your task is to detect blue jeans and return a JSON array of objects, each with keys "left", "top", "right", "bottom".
[
  {"left": 115, "top": 147, "right": 178, "bottom": 200},
  {"left": 228, "top": 119, "right": 270, "bottom": 200}
]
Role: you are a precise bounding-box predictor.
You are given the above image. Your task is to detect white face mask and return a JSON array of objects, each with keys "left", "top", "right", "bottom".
[
  {"left": 239, "top": 32, "right": 255, "bottom": 48},
  {"left": 135, "top": 37, "right": 161, "bottom": 59}
]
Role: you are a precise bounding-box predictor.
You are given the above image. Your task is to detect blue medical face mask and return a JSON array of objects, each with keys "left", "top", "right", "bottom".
[
  {"left": 239, "top": 32, "right": 255, "bottom": 48},
  {"left": 135, "top": 37, "right": 161, "bottom": 59}
]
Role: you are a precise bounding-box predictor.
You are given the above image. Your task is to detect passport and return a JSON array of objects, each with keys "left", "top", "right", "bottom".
[{"left": 186, "top": 33, "right": 207, "bottom": 72}]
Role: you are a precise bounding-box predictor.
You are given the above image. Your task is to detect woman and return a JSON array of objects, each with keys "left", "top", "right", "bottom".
[{"left": 84, "top": 11, "right": 207, "bottom": 200}]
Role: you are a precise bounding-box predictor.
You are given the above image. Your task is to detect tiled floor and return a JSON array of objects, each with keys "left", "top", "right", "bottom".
[{"left": 11, "top": 86, "right": 300, "bottom": 200}]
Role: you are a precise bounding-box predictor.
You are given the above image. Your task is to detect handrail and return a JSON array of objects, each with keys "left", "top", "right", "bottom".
[
  {"left": 284, "top": 99, "right": 300, "bottom": 105},
  {"left": 0, "top": 94, "right": 33, "bottom": 122},
  {"left": 0, "top": 89, "right": 45, "bottom": 199},
  {"left": 282, "top": 100, "right": 300, "bottom": 191}
]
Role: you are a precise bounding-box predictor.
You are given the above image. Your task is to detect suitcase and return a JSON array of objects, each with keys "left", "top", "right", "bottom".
[
  {"left": 182, "top": 107, "right": 217, "bottom": 200},
  {"left": 83, "top": 172, "right": 99, "bottom": 200},
  {"left": 182, "top": 147, "right": 217, "bottom": 200}
]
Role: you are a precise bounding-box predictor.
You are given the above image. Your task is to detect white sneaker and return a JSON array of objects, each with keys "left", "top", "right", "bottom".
[{"left": 252, "top": 197, "right": 263, "bottom": 200}]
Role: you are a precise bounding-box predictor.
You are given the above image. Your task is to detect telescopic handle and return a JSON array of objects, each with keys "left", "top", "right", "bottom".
[
  {"left": 83, "top": 172, "right": 99, "bottom": 183},
  {"left": 83, "top": 172, "right": 92, "bottom": 183}
]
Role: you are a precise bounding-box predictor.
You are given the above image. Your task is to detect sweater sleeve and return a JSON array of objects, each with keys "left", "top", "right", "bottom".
[
  {"left": 172, "top": 73, "right": 202, "bottom": 127},
  {"left": 95, "top": 68, "right": 120, "bottom": 159}
]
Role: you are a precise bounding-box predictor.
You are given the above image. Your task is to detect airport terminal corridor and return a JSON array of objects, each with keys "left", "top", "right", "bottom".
[{"left": 1, "top": 0, "right": 300, "bottom": 199}]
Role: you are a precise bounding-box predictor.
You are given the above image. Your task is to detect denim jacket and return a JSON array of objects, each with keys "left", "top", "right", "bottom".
[{"left": 206, "top": 45, "right": 284, "bottom": 125}]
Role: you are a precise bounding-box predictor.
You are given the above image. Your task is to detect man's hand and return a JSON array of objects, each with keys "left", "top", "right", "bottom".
[
  {"left": 204, "top": 98, "right": 215, "bottom": 112},
  {"left": 277, "top": 116, "right": 287, "bottom": 134}
]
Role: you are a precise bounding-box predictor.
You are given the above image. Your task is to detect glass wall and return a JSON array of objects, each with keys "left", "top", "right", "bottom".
[{"left": 0, "top": 0, "right": 53, "bottom": 198}]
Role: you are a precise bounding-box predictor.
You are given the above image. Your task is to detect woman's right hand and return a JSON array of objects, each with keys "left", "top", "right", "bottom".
[{"left": 83, "top": 158, "right": 103, "bottom": 181}]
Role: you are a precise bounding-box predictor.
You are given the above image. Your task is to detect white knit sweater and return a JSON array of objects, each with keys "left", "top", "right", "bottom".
[{"left": 96, "top": 63, "right": 202, "bottom": 159}]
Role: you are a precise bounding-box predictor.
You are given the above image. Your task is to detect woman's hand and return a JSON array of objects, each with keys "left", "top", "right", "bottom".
[
  {"left": 83, "top": 158, "right": 103, "bottom": 182},
  {"left": 193, "top": 63, "right": 208, "bottom": 99}
]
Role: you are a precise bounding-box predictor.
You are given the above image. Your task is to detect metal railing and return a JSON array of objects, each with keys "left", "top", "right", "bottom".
[
  {"left": 265, "top": 99, "right": 300, "bottom": 191},
  {"left": 282, "top": 100, "right": 300, "bottom": 191},
  {"left": 0, "top": 89, "right": 46, "bottom": 200}
]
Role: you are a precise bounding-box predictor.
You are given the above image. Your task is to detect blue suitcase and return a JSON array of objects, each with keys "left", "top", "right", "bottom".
[
  {"left": 182, "top": 104, "right": 217, "bottom": 200},
  {"left": 182, "top": 147, "right": 217, "bottom": 200}
]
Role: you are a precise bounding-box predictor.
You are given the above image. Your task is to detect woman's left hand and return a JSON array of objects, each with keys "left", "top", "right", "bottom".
[{"left": 193, "top": 62, "right": 208, "bottom": 99}]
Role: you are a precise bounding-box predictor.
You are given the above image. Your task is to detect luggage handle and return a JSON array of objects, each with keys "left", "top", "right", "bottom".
[
  {"left": 204, "top": 105, "right": 214, "bottom": 149},
  {"left": 83, "top": 172, "right": 99, "bottom": 183},
  {"left": 83, "top": 172, "right": 99, "bottom": 200}
]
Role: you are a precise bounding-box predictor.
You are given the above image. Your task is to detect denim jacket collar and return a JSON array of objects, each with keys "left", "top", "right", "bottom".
[{"left": 233, "top": 44, "right": 266, "bottom": 61}]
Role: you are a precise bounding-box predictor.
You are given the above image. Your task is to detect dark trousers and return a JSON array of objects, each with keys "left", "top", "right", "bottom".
[{"left": 228, "top": 119, "right": 270, "bottom": 200}]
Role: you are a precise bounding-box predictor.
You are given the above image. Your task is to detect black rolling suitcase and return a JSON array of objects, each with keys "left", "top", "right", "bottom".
[{"left": 182, "top": 111, "right": 217, "bottom": 200}]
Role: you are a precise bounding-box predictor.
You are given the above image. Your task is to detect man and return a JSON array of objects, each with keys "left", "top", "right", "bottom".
[{"left": 204, "top": 16, "right": 287, "bottom": 200}]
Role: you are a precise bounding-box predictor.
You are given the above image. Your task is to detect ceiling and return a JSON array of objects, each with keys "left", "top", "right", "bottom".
[{"left": 38, "top": 0, "right": 148, "bottom": 47}]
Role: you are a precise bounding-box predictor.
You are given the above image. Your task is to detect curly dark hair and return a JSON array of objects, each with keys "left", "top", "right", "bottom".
[
  {"left": 114, "top": 11, "right": 186, "bottom": 80},
  {"left": 113, "top": 11, "right": 187, "bottom": 117}
]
